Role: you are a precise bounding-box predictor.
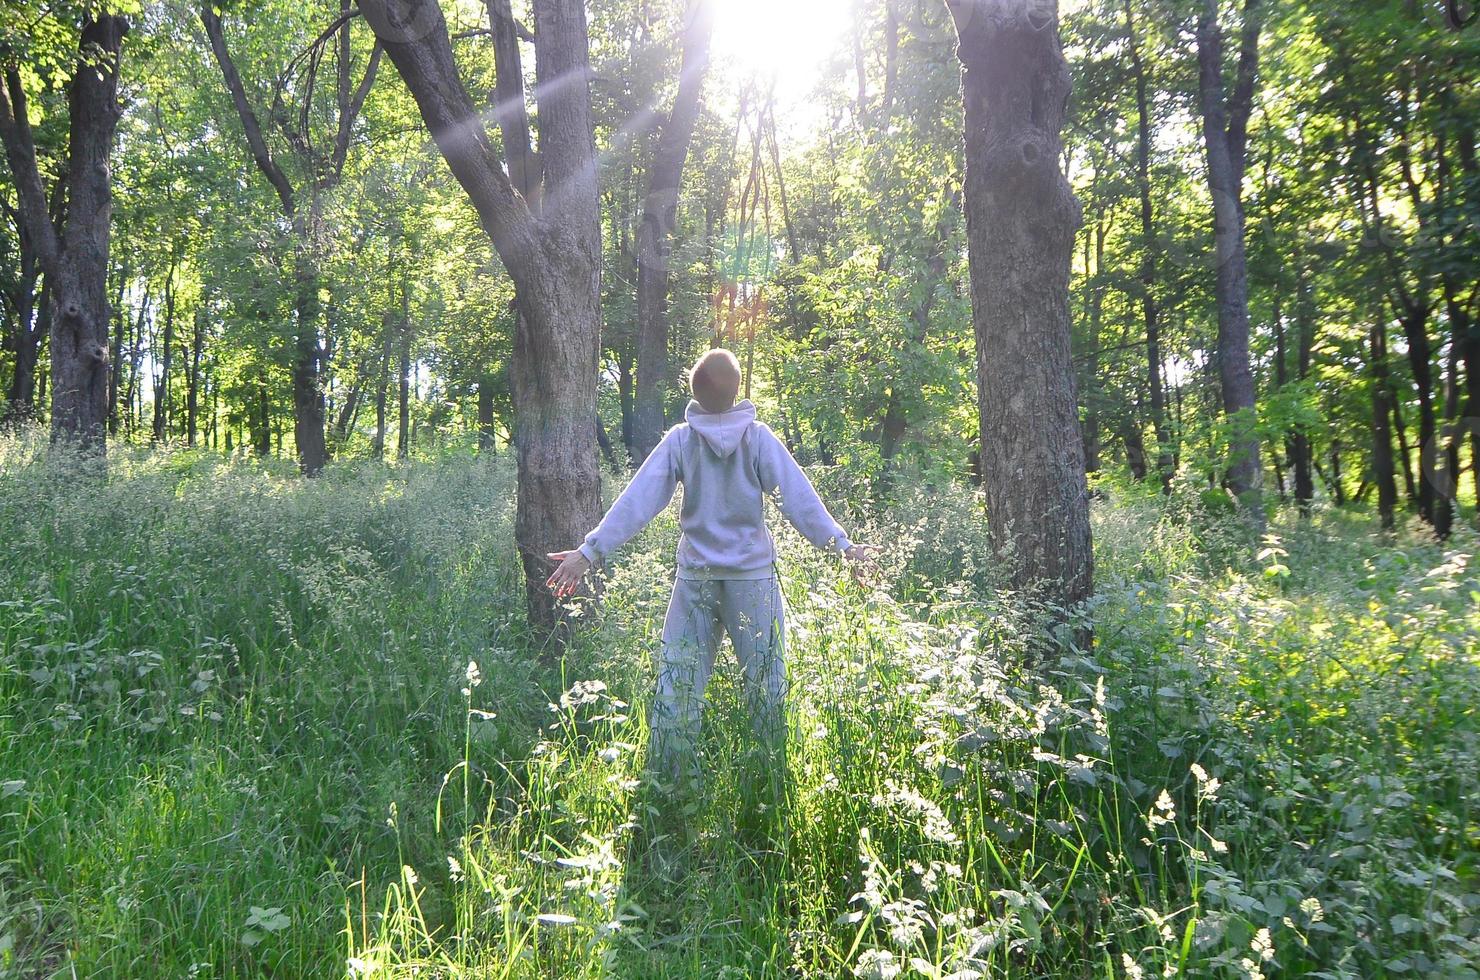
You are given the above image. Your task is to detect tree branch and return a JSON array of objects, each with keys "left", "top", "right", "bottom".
[
  {"left": 0, "top": 69, "right": 61, "bottom": 270},
  {"left": 488, "top": 0, "right": 539, "bottom": 205},
  {"left": 359, "top": 0, "right": 536, "bottom": 275},
  {"left": 200, "top": 3, "right": 298, "bottom": 215},
  {"left": 327, "top": 42, "right": 382, "bottom": 185}
]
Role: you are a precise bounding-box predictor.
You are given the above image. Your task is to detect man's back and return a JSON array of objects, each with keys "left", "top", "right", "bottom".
[{"left": 576, "top": 398, "right": 853, "bottom": 579}]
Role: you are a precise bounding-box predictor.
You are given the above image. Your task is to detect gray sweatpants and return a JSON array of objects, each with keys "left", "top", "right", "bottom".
[{"left": 649, "top": 575, "right": 787, "bottom": 778}]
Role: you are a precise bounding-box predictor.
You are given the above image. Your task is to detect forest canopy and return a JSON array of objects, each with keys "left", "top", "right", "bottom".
[{"left": 1, "top": 0, "right": 1476, "bottom": 548}]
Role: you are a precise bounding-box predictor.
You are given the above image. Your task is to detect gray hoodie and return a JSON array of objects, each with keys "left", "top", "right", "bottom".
[{"left": 579, "top": 399, "right": 852, "bottom": 579}]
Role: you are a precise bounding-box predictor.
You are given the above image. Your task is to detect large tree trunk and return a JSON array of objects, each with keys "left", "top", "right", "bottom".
[
  {"left": 0, "top": 16, "right": 127, "bottom": 454},
  {"left": 365, "top": 0, "right": 603, "bottom": 637},
  {"left": 633, "top": 0, "right": 714, "bottom": 462},
  {"left": 948, "top": 0, "right": 1093, "bottom": 613},
  {"left": 1196, "top": 0, "right": 1263, "bottom": 524}
]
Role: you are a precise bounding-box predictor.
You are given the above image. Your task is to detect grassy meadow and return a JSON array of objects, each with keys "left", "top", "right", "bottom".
[{"left": 0, "top": 436, "right": 1476, "bottom": 978}]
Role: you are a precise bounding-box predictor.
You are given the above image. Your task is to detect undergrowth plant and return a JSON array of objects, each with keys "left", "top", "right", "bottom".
[{"left": 0, "top": 437, "right": 1475, "bottom": 978}]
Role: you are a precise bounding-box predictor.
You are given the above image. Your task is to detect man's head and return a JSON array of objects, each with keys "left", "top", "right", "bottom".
[{"left": 689, "top": 348, "right": 742, "bottom": 413}]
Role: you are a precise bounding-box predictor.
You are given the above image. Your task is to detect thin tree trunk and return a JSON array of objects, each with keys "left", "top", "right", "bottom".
[
  {"left": 617, "top": 340, "right": 634, "bottom": 456},
  {"left": 153, "top": 254, "right": 178, "bottom": 442},
  {"left": 252, "top": 375, "right": 272, "bottom": 457},
  {"left": 107, "top": 267, "right": 126, "bottom": 434},
  {"left": 1081, "top": 213, "right": 1105, "bottom": 474},
  {"left": 373, "top": 314, "right": 391, "bottom": 459},
  {"left": 186, "top": 307, "right": 205, "bottom": 446},
  {"left": 478, "top": 375, "right": 497, "bottom": 453},
  {"left": 397, "top": 287, "right": 411, "bottom": 460},
  {"left": 948, "top": 0, "right": 1093, "bottom": 614},
  {"left": 3, "top": 278, "right": 40, "bottom": 424},
  {"left": 1371, "top": 322, "right": 1398, "bottom": 530},
  {"left": 1391, "top": 384, "right": 1418, "bottom": 503},
  {"left": 634, "top": 0, "right": 715, "bottom": 461},
  {"left": 1196, "top": 0, "right": 1263, "bottom": 523},
  {"left": 1290, "top": 261, "right": 1315, "bottom": 511},
  {"left": 125, "top": 289, "right": 148, "bottom": 437},
  {"left": 1124, "top": 0, "right": 1172, "bottom": 490},
  {"left": 1, "top": 211, "right": 42, "bottom": 424}
]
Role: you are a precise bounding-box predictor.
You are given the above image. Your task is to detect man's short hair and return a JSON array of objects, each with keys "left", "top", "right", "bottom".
[{"left": 689, "top": 348, "right": 742, "bottom": 413}]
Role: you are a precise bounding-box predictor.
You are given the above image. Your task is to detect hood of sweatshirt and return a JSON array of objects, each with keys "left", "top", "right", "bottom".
[{"left": 684, "top": 399, "right": 755, "bottom": 458}]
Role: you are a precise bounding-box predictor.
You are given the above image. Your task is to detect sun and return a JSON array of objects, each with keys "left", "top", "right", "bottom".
[{"left": 711, "top": 0, "right": 854, "bottom": 107}]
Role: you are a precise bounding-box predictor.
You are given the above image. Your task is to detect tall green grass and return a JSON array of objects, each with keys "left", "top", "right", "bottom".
[{"left": 0, "top": 436, "right": 1475, "bottom": 978}]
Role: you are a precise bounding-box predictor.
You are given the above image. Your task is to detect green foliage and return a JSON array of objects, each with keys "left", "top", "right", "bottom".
[{"left": 2, "top": 437, "right": 1475, "bottom": 977}]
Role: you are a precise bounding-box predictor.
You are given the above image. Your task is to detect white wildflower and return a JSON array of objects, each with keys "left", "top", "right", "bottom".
[
  {"left": 1149, "top": 789, "right": 1176, "bottom": 827},
  {"left": 1122, "top": 953, "right": 1145, "bottom": 980},
  {"left": 1299, "top": 896, "right": 1324, "bottom": 922},
  {"left": 1190, "top": 763, "right": 1220, "bottom": 801},
  {"left": 1251, "top": 927, "right": 1274, "bottom": 961},
  {"left": 853, "top": 949, "right": 901, "bottom": 979}
]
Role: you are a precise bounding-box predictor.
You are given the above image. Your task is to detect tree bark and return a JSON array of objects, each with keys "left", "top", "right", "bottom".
[
  {"left": 0, "top": 16, "right": 128, "bottom": 455},
  {"left": 633, "top": 0, "right": 715, "bottom": 462},
  {"left": 1195, "top": 0, "right": 1263, "bottom": 524},
  {"left": 948, "top": 0, "right": 1094, "bottom": 615},
  {"left": 364, "top": 0, "right": 603, "bottom": 638}
]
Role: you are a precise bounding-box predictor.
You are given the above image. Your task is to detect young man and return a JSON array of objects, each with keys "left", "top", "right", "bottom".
[{"left": 546, "top": 348, "right": 868, "bottom": 777}]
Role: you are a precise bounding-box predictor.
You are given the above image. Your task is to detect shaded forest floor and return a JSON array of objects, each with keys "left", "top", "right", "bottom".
[{"left": 0, "top": 438, "right": 1476, "bottom": 978}]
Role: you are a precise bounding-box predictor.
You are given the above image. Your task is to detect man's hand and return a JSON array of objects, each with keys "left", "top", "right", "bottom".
[
  {"left": 843, "top": 543, "right": 879, "bottom": 586},
  {"left": 545, "top": 550, "right": 593, "bottom": 598}
]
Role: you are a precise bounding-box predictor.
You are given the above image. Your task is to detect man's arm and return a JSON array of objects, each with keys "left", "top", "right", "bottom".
[
  {"left": 756, "top": 424, "right": 854, "bottom": 553},
  {"left": 578, "top": 426, "right": 682, "bottom": 564},
  {"left": 548, "top": 428, "right": 682, "bottom": 597}
]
